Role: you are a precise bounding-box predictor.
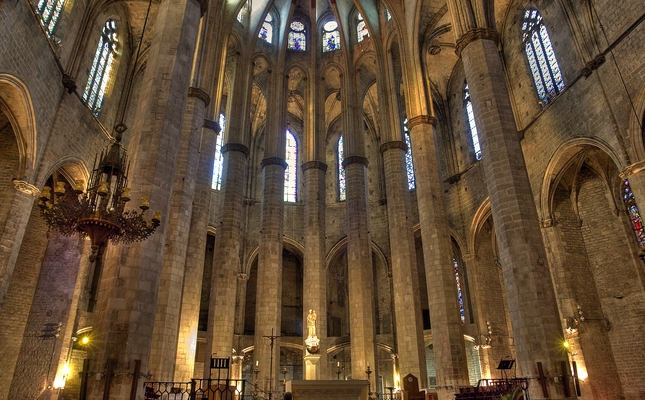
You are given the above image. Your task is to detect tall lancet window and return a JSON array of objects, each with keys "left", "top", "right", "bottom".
[
  {"left": 259, "top": 13, "right": 273, "bottom": 43},
  {"left": 463, "top": 83, "right": 482, "bottom": 160},
  {"left": 357, "top": 13, "right": 369, "bottom": 42},
  {"left": 322, "top": 20, "right": 340, "bottom": 52},
  {"left": 453, "top": 258, "right": 466, "bottom": 324},
  {"left": 83, "top": 19, "right": 118, "bottom": 116},
  {"left": 623, "top": 180, "right": 645, "bottom": 247},
  {"left": 338, "top": 135, "right": 346, "bottom": 201},
  {"left": 284, "top": 130, "right": 298, "bottom": 202},
  {"left": 522, "top": 9, "right": 565, "bottom": 105},
  {"left": 288, "top": 21, "right": 306, "bottom": 51},
  {"left": 403, "top": 119, "right": 415, "bottom": 189},
  {"left": 37, "top": 0, "right": 65, "bottom": 38},
  {"left": 212, "top": 114, "right": 225, "bottom": 190}
]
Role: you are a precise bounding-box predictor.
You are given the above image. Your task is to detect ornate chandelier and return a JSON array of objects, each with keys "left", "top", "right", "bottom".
[{"left": 39, "top": 137, "right": 160, "bottom": 260}]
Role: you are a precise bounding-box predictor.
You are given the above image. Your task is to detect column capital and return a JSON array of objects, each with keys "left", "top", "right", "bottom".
[
  {"left": 455, "top": 28, "right": 500, "bottom": 58},
  {"left": 188, "top": 87, "right": 211, "bottom": 106},
  {"left": 12, "top": 179, "right": 40, "bottom": 198},
  {"left": 342, "top": 155, "right": 369, "bottom": 168},
  {"left": 261, "top": 157, "right": 288, "bottom": 169},
  {"left": 407, "top": 115, "right": 436, "bottom": 129},
  {"left": 221, "top": 143, "right": 249, "bottom": 157},
  {"left": 380, "top": 140, "right": 407, "bottom": 154},
  {"left": 203, "top": 118, "right": 220, "bottom": 132},
  {"left": 620, "top": 159, "right": 645, "bottom": 180},
  {"left": 302, "top": 161, "right": 328, "bottom": 172}
]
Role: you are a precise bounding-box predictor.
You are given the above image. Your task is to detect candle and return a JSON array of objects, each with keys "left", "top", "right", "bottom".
[
  {"left": 256, "top": 361, "right": 259, "bottom": 366},
  {"left": 337, "top": 362, "right": 340, "bottom": 367}
]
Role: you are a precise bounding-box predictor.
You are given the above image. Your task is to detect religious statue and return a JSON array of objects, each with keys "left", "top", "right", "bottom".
[{"left": 307, "top": 309, "right": 317, "bottom": 339}]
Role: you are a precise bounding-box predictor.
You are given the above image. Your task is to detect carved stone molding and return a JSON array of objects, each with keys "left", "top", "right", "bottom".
[
  {"left": 380, "top": 140, "right": 407, "bottom": 154},
  {"left": 188, "top": 87, "right": 211, "bottom": 106},
  {"left": 407, "top": 115, "right": 436, "bottom": 129},
  {"left": 342, "top": 155, "right": 369, "bottom": 168},
  {"left": 62, "top": 74, "right": 76, "bottom": 93},
  {"left": 620, "top": 159, "right": 645, "bottom": 179},
  {"left": 221, "top": 143, "right": 249, "bottom": 157},
  {"left": 203, "top": 118, "right": 220, "bottom": 132},
  {"left": 261, "top": 157, "right": 288, "bottom": 169},
  {"left": 301, "top": 161, "right": 328, "bottom": 172},
  {"left": 581, "top": 53, "right": 606, "bottom": 78},
  {"left": 455, "top": 28, "right": 500, "bottom": 57},
  {"left": 13, "top": 180, "right": 40, "bottom": 198}
]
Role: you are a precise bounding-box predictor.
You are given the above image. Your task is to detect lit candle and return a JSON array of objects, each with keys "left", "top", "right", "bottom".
[
  {"left": 337, "top": 362, "right": 340, "bottom": 367},
  {"left": 256, "top": 361, "right": 259, "bottom": 366}
]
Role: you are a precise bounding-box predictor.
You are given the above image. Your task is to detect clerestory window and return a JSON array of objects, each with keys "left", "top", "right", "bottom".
[{"left": 83, "top": 19, "right": 118, "bottom": 116}]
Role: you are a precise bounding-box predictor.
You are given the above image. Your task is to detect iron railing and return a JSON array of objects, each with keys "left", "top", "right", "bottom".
[{"left": 144, "top": 379, "right": 246, "bottom": 400}]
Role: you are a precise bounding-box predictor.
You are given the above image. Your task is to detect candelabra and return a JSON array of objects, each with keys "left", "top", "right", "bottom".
[{"left": 253, "top": 363, "right": 260, "bottom": 397}]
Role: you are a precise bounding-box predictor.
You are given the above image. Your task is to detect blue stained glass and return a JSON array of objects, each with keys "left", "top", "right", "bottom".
[
  {"left": 38, "top": 0, "right": 65, "bottom": 38},
  {"left": 453, "top": 258, "right": 465, "bottom": 324},
  {"left": 284, "top": 130, "right": 298, "bottom": 202},
  {"left": 323, "top": 31, "right": 340, "bottom": 52},
  {"left": 338, "top": 136, "right": 346, "bottom": 201},
  {"left": 403, "top": 120, "right": 415, "bottom": 189},
  {"left": 212, "top": 114, "right": 225, "bottom": 190},
  {"left": 385, "top": 9, "right": 391, "bottom": 20},
  {"left": 623, "top": 180, "right": 645, "bottom": 247},
  {"left": 522, "top": 9, "right": 565, "bottom": 106},
  {"left": 463, "top": 84, "right": 482, "bottom": 160},
  {"left": 289, "top": 21, "right": 306, "bottom": 51},
  {"left": 83, "top": 20, "right": 118, "bottom": 116}
]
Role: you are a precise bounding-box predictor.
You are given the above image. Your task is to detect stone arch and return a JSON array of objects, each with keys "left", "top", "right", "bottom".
[
  {"left": 0, "top": 74, "right": 37, "bottom": 180},
  {"left": 37, "top": 156, "right": 89, "bottom": 189},
  {"left": 468, "top": 197, "right": 491, "bottom": 255},
  {"left": 627, "top": 83, "right": 645, "bottom": 162}
]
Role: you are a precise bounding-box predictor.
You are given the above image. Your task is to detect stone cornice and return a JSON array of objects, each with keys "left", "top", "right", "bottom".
[
  {"left": 203, "top": 118, "right": 220, "bottom": 132},
  {"left": 301, "top": 161, "right": 328, "bottom": 172},
  {"left": 407, "top": 115, "right": 436, "bottom": 129},
  {"left": 188, "top": 87, "right": 211, "bottom": 106},
  {"left": 221, "top": 143, "right": 249, "bottom": 157},
  {"left": 13, "top": 180, "right": 40, "bottom": 198},
  {"left": 342, "top": 155, "right": 369, "bottom": 168},
  {"left": 455, "top": 28, "right": 500, "bottom": 57},
  {"left": 620, "top": 159, "right": 645, "bottom": 179},
  {"left": 261, "top": 157, "right": 288, "bottom": 169},
  {"left": 380, "top": 140, "right": 407, "bottom": 153}
]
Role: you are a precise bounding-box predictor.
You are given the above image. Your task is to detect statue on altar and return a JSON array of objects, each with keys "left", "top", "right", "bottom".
[{"left": 305, "top": 309, "right": 320, "bottom": 354}]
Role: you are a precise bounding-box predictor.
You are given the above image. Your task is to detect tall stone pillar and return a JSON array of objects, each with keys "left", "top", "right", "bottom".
[
  {"left": 344, "top": 156, "right": 377, "bottom": 381},
  {"left": 457, "top": 31, "right": 566, "bottom": 398},
  {"left": 0, "top": 181, "right": 37, "bottom": 310},
  {"left": 301, "top": 161, "right": 327, "bottom": 379},
  {"left": 407, "top": 117, "right": 469, "bottom": 400},
  {"left": 173, "top": 118, "right": 218, "bottom": 382},
  {"left": 254, "top": 157, "right": 287, "bottom": 395},
  {"left": 204, "top": 142, "right": 249, "bottom": 369},
  {"left": 85, "top": 0, "right": 201, "bottom": 398},
  {"left": 380, "top": 141, "right": 427, "bottom": 385},
  {"left": 149, "top": 88, "right": 210, "bottom": 381}
]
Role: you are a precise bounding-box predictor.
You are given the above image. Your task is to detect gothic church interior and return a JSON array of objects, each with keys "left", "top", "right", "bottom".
[{"left": 1, "top": 0, "right": 645, "bottom": 399}]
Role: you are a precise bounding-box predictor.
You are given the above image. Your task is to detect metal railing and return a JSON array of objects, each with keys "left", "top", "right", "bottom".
[{"left": 144, "top": 379, "right": 247, "bottom": 400}]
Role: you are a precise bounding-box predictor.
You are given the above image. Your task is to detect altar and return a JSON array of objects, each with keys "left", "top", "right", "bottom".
[{"left": 285, "top": 380, "right": 370, "bottom": 400}]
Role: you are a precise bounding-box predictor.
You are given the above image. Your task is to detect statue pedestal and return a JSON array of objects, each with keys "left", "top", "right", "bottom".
[
  {"left": 286, "top": 380, "right": 369, "bottom": 400},
  {"left": 304, "top": 354, "right": 321, "bottom": 380}
]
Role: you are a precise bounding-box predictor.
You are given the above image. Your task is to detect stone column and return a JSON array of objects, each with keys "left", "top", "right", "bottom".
[
  {"left": 407, "top": 117, "right": 469, "bottom": 400},
  {"left": 301, "top": 161, "right": 328, "bottom": 380},
  {"left": 204, "top": 142, "right": 249, "bottom": 369},
  {"left": 254, "top": 157, "right": 287, "bottom": 394},
  {"left": 380, "top": 141, "right": 427, "bottom": 385},
  {"left": 85, "top": 1, "right": 201, "bottom": 398},
  {"left": 0, "top": 181, "right": 38, "bottom": 310},
  {"left": 458, "top": 32, "right": 566, "bottom": 398},
  {"left": 344, "top": 156, "right": 377, "bottom": 381},
  {"left": 149, "top": 88, "right": 210, "bottom": 381},
  {"left": 173, "top": 118, "right": 218, "bottom": 382}
]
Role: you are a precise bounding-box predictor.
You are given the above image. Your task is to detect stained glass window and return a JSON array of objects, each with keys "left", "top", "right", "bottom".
[
  {"left": 37, "top": 0, "right": 65, "bottom": 38},
  {"left": 623, "top": 180, "right": 645, "bottom": 247},
  {"left": 212, "top": 114, "right": 225, "bottom": 190},
  {"left": 385, "top": 9, "right": 391, "bottom": 21},
  {"left": 237, "top": 2, "right": 248, "bottom": 23},
  {"left": 453, "top": 258, "right": 466, "bottom": 324},
  {"left": 288, "top": 21, "right": 306, "bottom": 51},
  {"left": 357, "top": 13, "right": 369, "bottom": 42},
  {"left": 259, "top": 14, "right": 273, "bottom": 43},
  {"left": 83, "top": 19, "right": 118, "bottom": 116},
  {"left": 463, "top": 83, "right": 482, "bottom": 160},
  {"left": 522, "top": 9, "right": 565, "bottom": 105},
  {"left": 403, "top": 119, "right": 415, "bottom": 189},
  {"left": 285, "top": 130, "right": 298, "bottom": 202},
  {"left": 322, "top": 20, "right": 340, "bottom": 52},
  {"left": 338, "top": 135, "right": 346, "bottom": 201}
]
